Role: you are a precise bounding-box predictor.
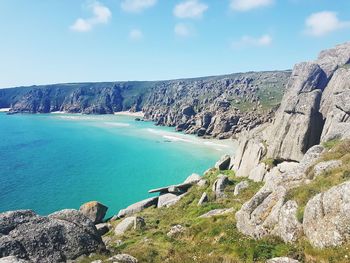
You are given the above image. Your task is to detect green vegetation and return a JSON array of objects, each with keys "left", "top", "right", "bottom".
[
  {"left": 79, "top": 141, "right": 350, "bottom": 262},
  {"left": 286, "top": 140, "right": 350, "bottom": 223},
  {"left": 340, "top": 63, "right": 350, "bottom": 70}
]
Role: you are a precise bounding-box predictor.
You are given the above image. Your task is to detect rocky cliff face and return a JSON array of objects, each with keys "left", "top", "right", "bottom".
[
  {"left": 266, "top": 42, "right": 350, "bottom": 161},
  {"left": 0, "top": 71, "right": 290, "bottom": 139},
  {"left": 232, "top": 42, "right": 350, "bottom": 250}
]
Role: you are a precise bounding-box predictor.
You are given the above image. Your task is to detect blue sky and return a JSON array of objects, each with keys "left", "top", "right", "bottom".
[{"left": 0, "top": 0, "right": 350, "bottom": 88}]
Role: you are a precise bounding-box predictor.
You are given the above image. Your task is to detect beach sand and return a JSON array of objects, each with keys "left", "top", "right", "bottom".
[
  {"left": 51, "top": 111, "right": 67, "bottom": 114},
  {"left": 114, "top": 111, "right": 144, "bottom": 117}
]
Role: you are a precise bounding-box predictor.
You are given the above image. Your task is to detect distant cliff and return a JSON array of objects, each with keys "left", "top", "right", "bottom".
[{"left": 0, "top": 71, "right": 291, "bottom": 139}]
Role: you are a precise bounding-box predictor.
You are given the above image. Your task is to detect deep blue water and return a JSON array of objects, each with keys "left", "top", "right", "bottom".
[{"left": 0, "top": 113, "right": 235, "bottom": 217}]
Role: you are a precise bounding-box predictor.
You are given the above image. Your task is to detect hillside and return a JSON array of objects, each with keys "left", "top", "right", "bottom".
[{"left": 0, "top": 71, "right": 291, "bottom": 139}]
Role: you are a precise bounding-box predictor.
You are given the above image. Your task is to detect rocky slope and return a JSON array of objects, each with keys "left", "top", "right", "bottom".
[{"left": 0, "top": 71, "right": 290, "bottom": 139}]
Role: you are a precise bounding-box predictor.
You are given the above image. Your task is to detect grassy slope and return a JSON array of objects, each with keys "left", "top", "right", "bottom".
[{"left": 82, "top": 143, "right": 350, "bottom": 263}]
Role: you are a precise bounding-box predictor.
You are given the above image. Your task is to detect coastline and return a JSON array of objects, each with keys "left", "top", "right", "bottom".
[
  {"left": 0, "top": 108, "right": 10, "bottom": 112},
  {"left": 114, "top": 111, "right": 144, "bottom": 117}
]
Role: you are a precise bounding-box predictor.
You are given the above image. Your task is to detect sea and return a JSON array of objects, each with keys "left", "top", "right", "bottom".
[{"left": 0, "top": 112, "right": 236, "bottom": 217}]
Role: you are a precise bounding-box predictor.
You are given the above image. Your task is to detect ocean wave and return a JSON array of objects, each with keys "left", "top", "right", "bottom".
[{"left": 103, "top": 122, "right": 130, "bottom": 127}]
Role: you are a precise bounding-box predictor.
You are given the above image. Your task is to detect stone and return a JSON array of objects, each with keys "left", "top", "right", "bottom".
[
  {"left": 148, "top": 182, "right": 193, "bottom": 194},
  {"left": 320, "top": 68, "right": 350, "bottom": 142},
  {"left": 316, "top": 41, "right": 350, "bottom": 78},
  {"left": 197, "top": 179, "right": 207, "bottom": 187},
  {"left": 197, "top": 192, "right": 209, "bottom": 206},
  {"left": 313, "top": 160, "right": 342, "bottom": 177},
  {"left": 266, "top": 257, "right": 300, "bottom": 263},
  {"left": 114, "top": 217, "right": 145, "bottom": 236},
  {"left": 215, "top": 155, "right": 231, "bottom": 170},
  {"left": 248, "top": 163, "right": 267, "bottom": 182},
  {"left": 212, "top": 175, "right": 229, "bottom": 199},
  {"left": 271, "top": 201, "right": 302, "bottom": 243},
  {"left": 167, "top": 225, "right": 185, "bottom": 237},
  {"left": 0, "top": 209, "right": 105, "bottom": 262},
  {"left": 235, "top": 186, "right": 287, "bottom": 239},
  {"left": 79, "top": 201, "right": 108, "bottom": 224},
  {"left": 91, "top": 260, "right": 102, "bottom": 263},
  {"left": 107, "top": 254, "right": 138, "bottom": 263},
  {"left": 0, "top": 257, "right": 29, "bottom": 263},
  {"left": 234, "top": 135, "right": 266, "bottom": 178},
  {"left": 303, "top": 182, "right": 350, "bottom": 248},
  {"left": 183, "top": 173, "right": 201, "bottom": 184},
  {"left": 234, "top": 181, "right": 249, "bottom": 196},
  {"left": 95, "top": 223, "right": 110, "bottom": 236},
  {"left": 199, "top": 208, "right": 234, "bottom": 218},
  {"left": 267, "top": 62, "right": 327, "bottom": 162},
  {"left": 157, "top": 193, "right": 186, "bottom": 208},
  {"left": 117, "top": 197, "right": 158, "bottom": 218}
]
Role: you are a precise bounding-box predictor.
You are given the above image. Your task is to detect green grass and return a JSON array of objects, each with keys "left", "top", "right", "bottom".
[
  {"left": 78, "top": 142, "right": 350, "bottom": 262},
  {"left": 286, "top": 139, "right": 350, "bottom": 223}
]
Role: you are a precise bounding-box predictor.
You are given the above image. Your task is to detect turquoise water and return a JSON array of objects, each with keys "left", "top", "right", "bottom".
[{"left": 0, "top": 113, "right": 235, "bottom": 217}]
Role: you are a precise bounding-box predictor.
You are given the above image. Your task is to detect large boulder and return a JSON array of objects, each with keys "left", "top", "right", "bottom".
[
  {"left": 117, "top": 197, "right": 158, "bottom": 218},
  {"left": 212, "top": 175, "right": 229, "bottom": 199},
  {"left": 0, "top": 257, "right": 29, "bottom": 263},
  {"left": 303, "top": 182, "right": 350, "bottom": 248},
  {"left": 157, "top": 193, "right": 187, "bottom": 208},
  {"left": 271, "top": 200, "right": 302, "bottom": 243},
  {"left": 248, "top": 163, "right": 268, "bottom": 182},
  {"left": 316, "top": 41, "right": 350, "bottom": 78},
  {"left": 234, "top": 135, "right": 266, "bottom": 178},
  {"left": 0, "top": 209, "right": 105, "bottom": 262},
  {"left": 79, "top": 201, "right": 108, "bottom": 224},
  {"left": 114, "top": 217, "right": 145, "bottom": 236},
  {"left": 215, "top": 155, "right": 231, "bottom": 170},
  {"left": 320, "top": 68, "right": 350, "bottom": 142},
  {"left": 267, "top": 62, "right": 326, "bottom": 162},
  {"left": 235, "top": 186, "right": 287, "bottom": 239}
]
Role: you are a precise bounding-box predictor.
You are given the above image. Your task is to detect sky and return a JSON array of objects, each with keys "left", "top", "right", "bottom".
[{"left": 0, "top": 0, "right": 350, "bottom": 88}]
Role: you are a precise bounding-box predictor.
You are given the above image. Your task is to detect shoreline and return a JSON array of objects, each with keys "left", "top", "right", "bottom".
[
  {"left": 0, "top": 108, "right": 10, "bottom": 112},
  {"left": 114, "top": 111, "right": 144, "bottom": 117}
]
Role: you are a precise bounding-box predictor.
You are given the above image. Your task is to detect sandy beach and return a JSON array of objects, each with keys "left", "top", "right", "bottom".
[
  {"left": 51, "top": 111, "right": 67, "bottom": 114},
  {"left": 0, "top": 108, "right": 10, "bottom": 112},
  {"left": 114, "top": 111, "right": 144, "bottom": 117}
]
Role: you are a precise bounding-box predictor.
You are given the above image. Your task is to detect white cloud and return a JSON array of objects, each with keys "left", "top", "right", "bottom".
[
  {"left": 232, "top": 34, "right": 272, "bottom": 48},
  {"left": 121, "top": 0, "right": 157, "bottom": 13},
  {"left": 70, "top": 1, "right": 111, "bottom": 32},
  {"left": 129, "top": 29, "right": 143, "bottom": 40},
  {"left": 174, "top": 23, "right": 193, "bottom": 37},
  {"left": 174, "top": 0, "right": 208, "bottom": 19},
  {"left": 305, "top": 11, "right": 350, "bottom": 37},
  {"left": 230, "top": 0, "right": 273, "bottom": 12}
]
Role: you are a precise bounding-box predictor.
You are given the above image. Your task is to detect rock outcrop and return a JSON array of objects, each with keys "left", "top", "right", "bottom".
[
  {"left": 303, "top": 182, "right": 350, "bottom": 248},
  {"left": 235, "top": 145, "right": 323, "bottom": 242},
  {"left": 0, "top": 209, "right": 105, "bottom": 262},
  {"left": 266, "top": 42, "right": 350, "bottom": 162},
  {"left": 233, "top": 42, "right": 350, "bottom": 250},
  {"left": 117, "top": 197, "right": 158, "bottom": 218},
  {"left": 79, "top": 201, "right": 108, "bottom": 224},
  {"left": 114, "top": 217, "right": 145, "bottom": 236},
  {"left": 320, "top": 67, "right": 350, "bottom": 142}
]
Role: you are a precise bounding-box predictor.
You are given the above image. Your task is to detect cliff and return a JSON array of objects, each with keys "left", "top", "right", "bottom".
[{"left": 0, "top": 71, "right": 291, "bottom": 139}]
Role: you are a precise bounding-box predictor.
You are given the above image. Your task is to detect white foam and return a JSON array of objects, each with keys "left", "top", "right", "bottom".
[{"left": 103, "top": 122, "right": 130, "bottom": 127}]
